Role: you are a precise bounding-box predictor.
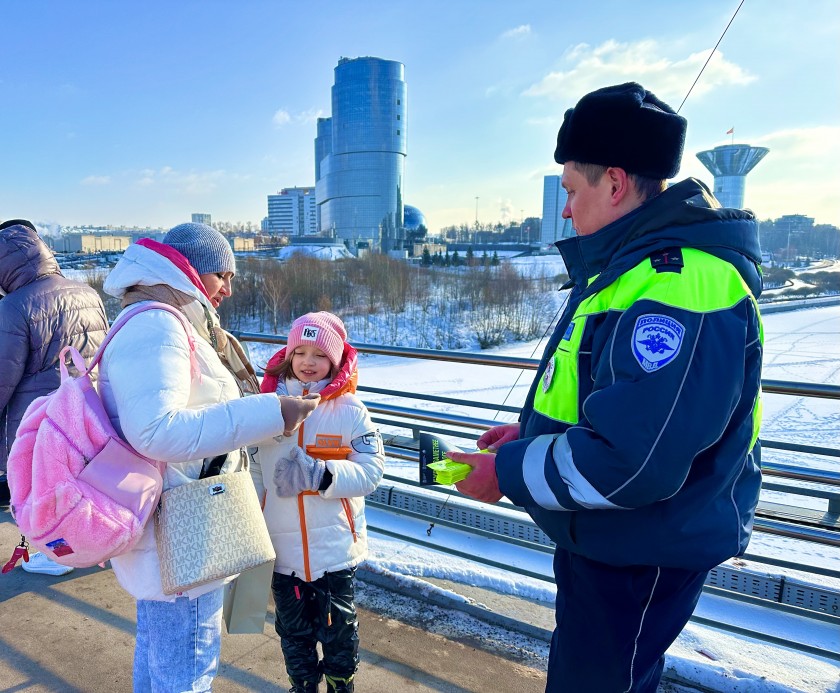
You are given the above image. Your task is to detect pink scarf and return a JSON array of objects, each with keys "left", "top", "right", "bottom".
[{"left": 135, "top": 238, "right": 211, "bottom": 300}]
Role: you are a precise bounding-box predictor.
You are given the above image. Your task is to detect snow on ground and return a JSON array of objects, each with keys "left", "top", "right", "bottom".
[
  {"left": 761, "top": 259, "right": 840, "bottom": 298},
  {"left": 249, "top": 302, "right": 840, "bottom": 692},
  {"left": 66, "top": 256, "right": 840, "bottom": 690},
  {"left": 274, "top": 244, "right": 355, "bottom": 261}
]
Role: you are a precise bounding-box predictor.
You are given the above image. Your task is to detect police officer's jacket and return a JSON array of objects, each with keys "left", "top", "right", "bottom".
[{"left": 496, "top": 178, "right": 764, "bottom": 572}]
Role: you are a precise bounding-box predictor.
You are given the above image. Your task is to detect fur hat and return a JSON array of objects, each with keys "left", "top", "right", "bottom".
[
  {"left": 553, "top": 82, "right": 687, "bottom": 179},
  {"left": 286, "top": 312, "right": 347, "bottom": 368},
  {"left": 161, "top": 222, "right": 236, "bottom": 276}
]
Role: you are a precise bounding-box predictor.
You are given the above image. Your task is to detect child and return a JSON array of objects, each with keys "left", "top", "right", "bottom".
[{"left": 253, "top": 311, "right": 385, "bottom": 693}]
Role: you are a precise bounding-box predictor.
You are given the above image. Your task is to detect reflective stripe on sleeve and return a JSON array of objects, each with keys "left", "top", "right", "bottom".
[
  {"left": 523, "top": 435, "right": 570, "bottom": 511},
  {"left": 553, "top": 435, "right": 623, "bottom": 510}
]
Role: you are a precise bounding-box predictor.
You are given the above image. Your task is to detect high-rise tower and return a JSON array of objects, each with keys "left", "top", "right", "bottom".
[
  {"left": 315, "top": 57, "right": 407, "bottom": 252},
  {"left": 696, "top": 144, "right": 769, "bottom": 209},
  {"left": 541, "top": 175, "right": 573, "bottom": 244}
]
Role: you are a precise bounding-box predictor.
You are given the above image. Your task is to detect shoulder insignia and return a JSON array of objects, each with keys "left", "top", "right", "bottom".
[
  {"left": 631, "top": 314, "right": 685, "bottom": 372},
  {"left": 649, "top": 248, "right": 684, "bottom": 273}
]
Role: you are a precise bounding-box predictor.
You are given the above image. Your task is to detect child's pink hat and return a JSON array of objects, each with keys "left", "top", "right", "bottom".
[{"left": 285, "top": 312, "right": 347, "bottom": 368}]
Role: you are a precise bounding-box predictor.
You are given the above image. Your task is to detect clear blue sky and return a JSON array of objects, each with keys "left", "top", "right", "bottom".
[{"left": 1, "top": 0, "right": 838, "bottom": 231}]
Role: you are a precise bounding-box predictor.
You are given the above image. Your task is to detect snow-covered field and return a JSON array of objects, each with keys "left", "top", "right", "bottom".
[{"left": 247, "top": 301, "right": 840, "bottom": 692}]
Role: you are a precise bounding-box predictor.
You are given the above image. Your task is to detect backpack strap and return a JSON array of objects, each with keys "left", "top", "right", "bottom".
[
  {"left": 81, "top": 302, "right": 200, "bottom": 379},
  {"left": 59, "top": 345, "right": 92, "bottom": 380}
]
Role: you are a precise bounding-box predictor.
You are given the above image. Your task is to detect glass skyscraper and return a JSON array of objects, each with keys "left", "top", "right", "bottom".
[
  {"left": 541, "top": 175, "right": 573, "bottom": 243},
  {"left": 315, "top": 57, "right": 407, "bottom": 252}
]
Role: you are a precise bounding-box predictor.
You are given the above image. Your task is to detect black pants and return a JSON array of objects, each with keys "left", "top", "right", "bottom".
[
  {"left": 547, "top": 549, "right": 707, "bottom": 693},
  {"left": 272, "top": 568, "right": 360, "bottom": 683}
]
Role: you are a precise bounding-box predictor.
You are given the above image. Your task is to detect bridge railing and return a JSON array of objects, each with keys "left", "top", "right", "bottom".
[
  {"left": 234, "top": 330, "right": 840, "bottom": 493},
  {"left": 234, "top": 330, "right": 840, "bottom": 660}
]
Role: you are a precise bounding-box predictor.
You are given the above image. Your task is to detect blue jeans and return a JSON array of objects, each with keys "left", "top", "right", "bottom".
[{"left": 134, "top": 588, "right": 224, "bottom": 692}]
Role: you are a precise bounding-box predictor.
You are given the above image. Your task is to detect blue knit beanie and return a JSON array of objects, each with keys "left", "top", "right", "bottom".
[{"left": 162, "top": 223, "right": 236, "bottom": 275}]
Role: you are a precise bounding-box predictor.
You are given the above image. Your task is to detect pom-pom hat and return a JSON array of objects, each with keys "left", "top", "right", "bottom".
[
  {"left": 161, "top": 222, "right": 236, "bottom": 276},
  {"left": 285, "top": 312, "right": 347, "bottom": 368},
  {"left": 553, "top": 82, "right": 687, "bottom": 179}
]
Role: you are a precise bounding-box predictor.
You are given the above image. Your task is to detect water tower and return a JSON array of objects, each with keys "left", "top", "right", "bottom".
[{"left": 696, "top": 144, "right": 769, "bottom": 209}]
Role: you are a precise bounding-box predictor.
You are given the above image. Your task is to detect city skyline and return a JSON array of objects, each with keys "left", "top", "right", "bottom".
[{"left": 1, "top": 1, "right": 838, "bottom": 230}]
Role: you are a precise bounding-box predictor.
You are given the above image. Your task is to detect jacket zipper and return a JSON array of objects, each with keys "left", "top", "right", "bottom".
[
  {"left": 292, "top": 384, "right": 356, "bottom": 581},
  {"left": 297, "top": 492, "right": 312, "bottom": 582},
  {"left": 297, "top": 386, "right": 312, "bottom": 582},
  {"left": 340, "top": 498, "right": 359, "bottom": 544},
  {"left": 340, "top": 498, "right": 358, "bottom": 542}
]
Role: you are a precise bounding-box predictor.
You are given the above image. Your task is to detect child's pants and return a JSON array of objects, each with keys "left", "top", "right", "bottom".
[{"left": 272, "top": 568, "right": 360, "bottom": 685}]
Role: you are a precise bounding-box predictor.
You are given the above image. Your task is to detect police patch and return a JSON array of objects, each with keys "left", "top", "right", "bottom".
[
  {"left": 631, "top": 314, "right": 685, "bottom": 372},
  {"left": 542, "top": 355, "right": 555, "bottom": 393}
]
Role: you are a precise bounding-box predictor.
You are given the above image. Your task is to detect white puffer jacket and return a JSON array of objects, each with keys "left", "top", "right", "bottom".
[
  {"left": 98, "top": 244, "right": 286, "bottom": 601},
  {"left": 253, "top": 347, "right": 384, "bottom": 581}
]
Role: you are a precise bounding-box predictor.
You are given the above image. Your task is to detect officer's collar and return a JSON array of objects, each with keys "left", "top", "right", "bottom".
[{"left": 554, "top": 204, "right": 645, "bottom": 288}]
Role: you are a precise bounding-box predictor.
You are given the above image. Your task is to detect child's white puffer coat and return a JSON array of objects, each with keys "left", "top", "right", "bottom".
[{"left": 253, "top": 345, "right": 384, "bottom": 581}]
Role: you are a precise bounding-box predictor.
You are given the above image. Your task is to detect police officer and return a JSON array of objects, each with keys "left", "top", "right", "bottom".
[{"left": 450, "top": 83, "right": 763, "bottom": 692}]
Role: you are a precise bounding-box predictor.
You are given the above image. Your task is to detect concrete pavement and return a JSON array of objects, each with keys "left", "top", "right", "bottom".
[{"left": 0, "top": 508, "right": 547, "bottom": 693}]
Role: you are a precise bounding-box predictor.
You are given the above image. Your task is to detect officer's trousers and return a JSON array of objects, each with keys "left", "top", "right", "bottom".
[{"left": 546, "top": 549, "right": 707, "bottom": 692}]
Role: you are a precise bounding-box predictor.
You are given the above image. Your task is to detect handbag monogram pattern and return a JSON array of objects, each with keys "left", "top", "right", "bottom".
[{"left": 155, "top": 471, "right": 275, "bottom": 595}]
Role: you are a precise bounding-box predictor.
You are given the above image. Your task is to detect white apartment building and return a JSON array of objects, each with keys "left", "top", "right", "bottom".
[{"left": 266, "top": 187, "right": 317, "bottom": 235}]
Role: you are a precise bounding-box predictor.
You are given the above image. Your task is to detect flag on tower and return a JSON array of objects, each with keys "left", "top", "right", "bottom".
[{"left": 726, "top": 127, "right": 734, "bottom": 134}]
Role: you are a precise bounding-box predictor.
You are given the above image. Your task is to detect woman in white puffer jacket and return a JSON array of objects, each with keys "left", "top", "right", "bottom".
[{"left": 98, "top": 223, "right": 318, "bottom": 693}]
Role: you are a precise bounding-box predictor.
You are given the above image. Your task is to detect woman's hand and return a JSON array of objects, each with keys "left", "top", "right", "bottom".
[{"left": 277, "top": 394, "right": 320, "bottom": 436}]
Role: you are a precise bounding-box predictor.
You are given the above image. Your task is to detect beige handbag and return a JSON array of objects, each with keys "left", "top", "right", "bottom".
[{"left": 155, "top": 470, "right": 275, "bottom": 595}]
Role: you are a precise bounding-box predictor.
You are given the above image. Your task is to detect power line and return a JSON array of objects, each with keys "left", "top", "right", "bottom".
[
  {"left": 497, "top": 0, "right": 748, "bottom": 418},
  {"left": 677, "top": 0, "right": 746, "bottom": 114}
]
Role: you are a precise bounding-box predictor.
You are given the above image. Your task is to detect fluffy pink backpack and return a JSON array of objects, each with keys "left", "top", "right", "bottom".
[{"left": 5, "top": 302, "right": 197, "bottom": 569}]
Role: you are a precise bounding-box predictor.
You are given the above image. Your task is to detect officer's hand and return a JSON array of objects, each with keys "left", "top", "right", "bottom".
[
  {"left": 477, "top": 423, "right": 519, "bottom": 452},
  {"left": 449, "top": 451, "right": 503, "bottom": 503}
]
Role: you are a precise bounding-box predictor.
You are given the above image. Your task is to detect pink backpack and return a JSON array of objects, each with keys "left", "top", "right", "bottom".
[{"left": 4, "top": 302, "right": 197, "bottom": 569}]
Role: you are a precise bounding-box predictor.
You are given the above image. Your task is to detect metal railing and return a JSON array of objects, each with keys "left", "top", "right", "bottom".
[
  {"left": 235, "top": 330, "right": 840, "bottom": 661},
  {"left": 235, "top": 329, "right": 840, "bottom": 534}
]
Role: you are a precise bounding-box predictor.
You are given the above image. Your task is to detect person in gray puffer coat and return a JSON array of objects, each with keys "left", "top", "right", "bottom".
[{"left": 0, "top": 219, "right": 109, "bottom": 498}]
